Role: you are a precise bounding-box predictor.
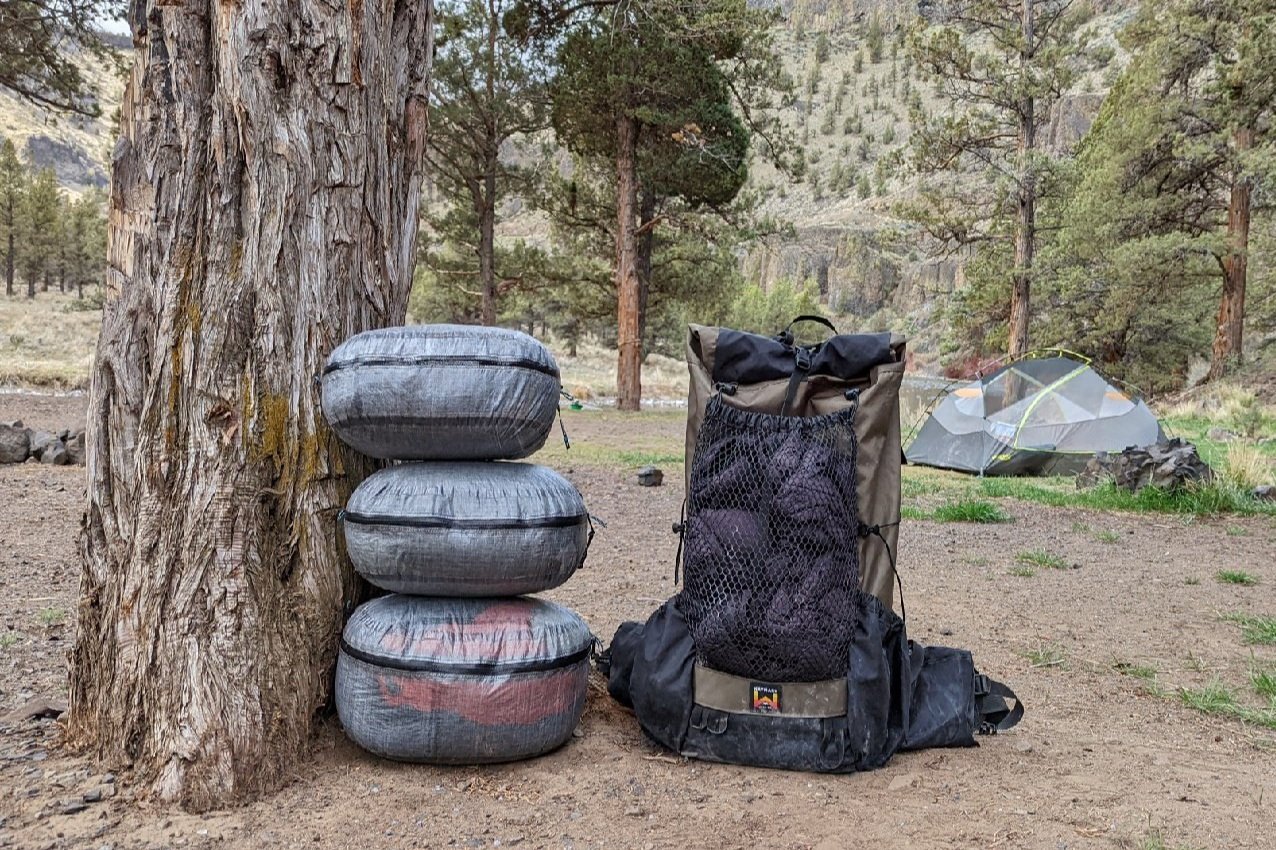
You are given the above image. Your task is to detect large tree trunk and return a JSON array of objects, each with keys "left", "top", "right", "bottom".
[
  {"left": 4, "top": 226, "right": 12, "bottom": 296},
  {"left": 478, "top": 2, "right": 499, "bottom": 327},
  {"left": 615, "top": 113, "right": 642, "bottom": 411},
  {"left": 478, "top": 171, "right": 497, "bottom": 326},
  {"left": 1009, "top": 0, "right": 1035, "bottom": 360},
  {"left": 635, "top": 185, "right": 656, "bottom": 358},
  {"left": 1207, "top": 125, "right": 1253, "bottom": 381},
  {"left": 67, "top": 0, "right": 433, "bottom": 811}
]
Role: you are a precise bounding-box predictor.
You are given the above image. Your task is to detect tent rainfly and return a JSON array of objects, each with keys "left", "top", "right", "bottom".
[{"left": 906, "top": 354, "right": 1164, "bottom": 476}]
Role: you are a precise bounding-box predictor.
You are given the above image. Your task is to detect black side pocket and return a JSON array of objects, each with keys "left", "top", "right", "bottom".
[{"left": 902, "top": 645, "right": 980, "bottom": 750}]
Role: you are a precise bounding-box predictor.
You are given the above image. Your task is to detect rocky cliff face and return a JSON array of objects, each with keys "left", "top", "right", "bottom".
[{"left": 0, "top": 49, "right": 123, "bottom": 194}]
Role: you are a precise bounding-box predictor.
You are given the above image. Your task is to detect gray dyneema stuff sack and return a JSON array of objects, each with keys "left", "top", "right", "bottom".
[
  {"left": 321, "top": 324, "right": 561, "bottom": 460},
  {"left": 342, "top": 462, "right": 591, "bottom": 597},
  {"left": 336, "top": 595, "right": 593, "bottom": 764}
]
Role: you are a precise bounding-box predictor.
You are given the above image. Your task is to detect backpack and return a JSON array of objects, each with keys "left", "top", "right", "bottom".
[
  {"left": 684, "top": 316, "right": 905, "bottom": 607},
  {"left": 601, "top": 318, "right": 1022, "bottom": 773}
]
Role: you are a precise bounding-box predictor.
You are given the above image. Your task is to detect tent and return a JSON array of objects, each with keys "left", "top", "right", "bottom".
[{"left": 906, "top": 353, "right": 1164, "bottom": 476}]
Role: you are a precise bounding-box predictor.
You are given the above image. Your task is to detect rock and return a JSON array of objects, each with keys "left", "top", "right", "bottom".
[
  {"left": 1207, "top": 426, "right": 1239, "bottom": 442},
  {"left": 1075, "top": 452, "right": 1114, "bottom": 489},
  {"left": 1110, "top": 439, "right": 1213, "bottom": 493},
  {"left": 1, "top": 697, "right": 68, "bottom": 724},
  {"left": 9, "top": 420, "right": 23, "bottom": 429},
  {"left": 83, "top": 788, "right": 103, "bottom": 803},
  {"left": 39, "top": 440, "right": 70, "bottom": 466},
  {"left": 29, "top": 430, "right": 58, "bottom": 460},
  {"left": 59, "top": 800, "right": 89, "bottom": 815},
  {"left": 887, "top": 773, "right": 920, "bottom": 792},
  {"left": 636, "top": 466, "right": 663, "bottom": 487},
  {"left": 1253, "top": 484, "right": 1276, "bottom": 502},
  {"left": 0, "top": 423, "right": 30, "bottom": 464},
  {"left": 66, "top": 429, "right": 87, "bottom": 465}
]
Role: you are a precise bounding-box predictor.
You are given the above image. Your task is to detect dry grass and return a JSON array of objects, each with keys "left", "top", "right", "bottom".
[
  {"left": 553, "top": 338, "right": 688, "bottom": 403},
  {"left": 0, "top": 297, "right": 693, "bottom": 402},
  {"left": 1161, "top": 383, "right": 1276, "bottom": 439},
  {"left": 1220, "top": 442, "right": 1274, "bottom": 491},
  {"left": 0, "top": 292, "right": 100, "bottom": 389}
]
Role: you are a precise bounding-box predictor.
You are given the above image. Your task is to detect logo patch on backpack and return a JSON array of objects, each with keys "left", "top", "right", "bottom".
[{"left": 750, "top": 684, "right": 781, "bottom": 714}]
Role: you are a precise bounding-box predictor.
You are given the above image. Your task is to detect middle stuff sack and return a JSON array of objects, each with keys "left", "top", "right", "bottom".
[{"left": 342, "top": 461, "right": 591, "bottom": 597}]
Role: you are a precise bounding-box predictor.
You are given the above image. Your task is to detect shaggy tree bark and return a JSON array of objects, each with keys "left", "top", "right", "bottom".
[
  {"left": 1207, "top": 125, "right": 1253, "bottom": 381},
  {"left": 67, "top": 0, "right": 432, "bottom": 810},
  {"left": 615, "top": 114, "right": 642, "bottom": 411},
  {"left": 1008, "top": 0, "right": 1036, "bottom": 360}
]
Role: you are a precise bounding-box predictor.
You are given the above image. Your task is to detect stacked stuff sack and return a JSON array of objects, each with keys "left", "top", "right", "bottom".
[{"left": 321, "top": 325, "right": 594, "bottom": 764}]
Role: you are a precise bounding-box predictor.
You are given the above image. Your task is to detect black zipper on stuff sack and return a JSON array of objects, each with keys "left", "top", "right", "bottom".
[
  {"left": 340, "top": 511, "right": 589, "bottom": 530},
  {"left": 339, "top": 638, "right": 593, "bottom": 675},
  {"left": 322, "top": 354, "right": 558, "bottom": 378}
]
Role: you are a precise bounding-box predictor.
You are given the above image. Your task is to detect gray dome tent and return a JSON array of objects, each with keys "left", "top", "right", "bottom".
[{"left": 906, "top": 353, "right": 1163, "bottom": 476}]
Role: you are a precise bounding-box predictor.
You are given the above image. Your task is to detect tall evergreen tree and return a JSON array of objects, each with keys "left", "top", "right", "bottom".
[
  {"left": 541, "top": 0, "right": 785, "bottom": 409},
  {"left": 423, "top": 0, "right": 552, "bottom": 325},
  {"left": 0, "top": 139, "right": 24, "bottom": 296},
  {"left": 19, "top": 168, "right": 59, "bottom": 298},
  {"left": 1110, "top": 0, "right": 1276, "bottom": 379},
  {"left": 905, "top": 0, "right": 1086, "bottom": 358}
]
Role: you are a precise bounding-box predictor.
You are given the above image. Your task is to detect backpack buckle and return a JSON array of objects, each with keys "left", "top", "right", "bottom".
[{"left": 794, "top": 347, "right": 812, "bottom": 371}]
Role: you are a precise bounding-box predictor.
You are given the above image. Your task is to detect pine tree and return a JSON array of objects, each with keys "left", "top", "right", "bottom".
[
  {"left": 424, "top": 0, "right": 552, "bottom": 325},
  {"left": 905, "top": 0, "right": 1087, "bottom": 358},
  {"left": 1044, "top": 0, "right": 1275, "bottom": 385},
  {"left": 544, "top": 0, "right": 784, "bottom": 409},
  {"left": 19, "top": 168, "right": 59, "bottom": 298},
  {"left": 1127, "top": 0, "right": 1274, "bottom": 379},
  {"left": 0, "top": 139, "right": 24, "bottom": 296}
]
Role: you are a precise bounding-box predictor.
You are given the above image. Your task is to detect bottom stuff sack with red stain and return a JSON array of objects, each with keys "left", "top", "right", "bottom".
[{"left": 336, "top": 594, "right": 593, "bottom": 763}]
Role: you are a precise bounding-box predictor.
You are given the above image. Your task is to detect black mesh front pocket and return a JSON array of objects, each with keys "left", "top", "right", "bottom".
[{"left": 677, "top": 395, "right": 861, "bottom": 682}]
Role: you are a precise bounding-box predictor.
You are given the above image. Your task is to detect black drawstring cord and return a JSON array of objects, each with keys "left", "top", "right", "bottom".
[
  {"left": 673, "top": 500, "right": 688, "bottom": 585},
  {"left": 860, "top": 520, "right": 903, "bottom": 624}
]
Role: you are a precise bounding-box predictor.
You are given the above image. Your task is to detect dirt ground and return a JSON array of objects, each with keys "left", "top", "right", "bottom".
[{"left": 1, "top": 391, "right": 1274, "bottom": 850}]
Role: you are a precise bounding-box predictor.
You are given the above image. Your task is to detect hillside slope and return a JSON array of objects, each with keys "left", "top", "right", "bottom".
[{"left": 0, "top": 50, "right": 125, "bottom": 193}]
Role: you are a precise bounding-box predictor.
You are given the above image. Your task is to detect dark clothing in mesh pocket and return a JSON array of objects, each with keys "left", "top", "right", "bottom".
[{"left": 677, "top": 396, "right": 861, "bottom": 682}]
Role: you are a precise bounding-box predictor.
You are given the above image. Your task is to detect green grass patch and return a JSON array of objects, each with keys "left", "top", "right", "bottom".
[
  {"left": 1178, "top": 680, "right": 1276, "bottom": 730},
  {"left": 932, "top": 499, "right": 1009, "bottom": 523},
  {"left": 1015, "top": 549, "right": 1069, "bottom": 570},
  {"left": 1216, "top": 570, "right": 1258, "bottom": 586},
  {"left": 901, "top": 477, "right": 942, "bottom": 498},
  {"left": 612, "top": 450, "right": 684, "bottom": 467},
  {"left": 37, "top": 607, "right": 66, "bottom": 626},
  {"left": 1223, "top": 613, "right": 1276, "bottom": 645},
  {"left": 1226, "top": 525, "right": 1249, "bottom": 537},
  {"left": 900, "top": 505, "right": 933, "bottom": 520},
  {"left": 1251, "top": 665, "right": 1276, "bottom": 701},
  {"left": 0, "top": 633, "right": 20, "bottom": 650},
  {"left": 1009, "top": 565, "right": 1035, "bottom": 578},
  {"left": 1137, "top": 829, "right": 1204, "bottom": 850},
  {"left": 1023, "top": 643, "right": 1066, "bottom": 668},
  {"left": 1095, "top": 529, "right": 1121, "bottom": 544},
  {"left": 1070, "top": 521, "right": 1090, "bottom": 533},
  {"left": 976, "top": 475, "right": 1276, "bottom": 517},
  {"left": 1113, "top": 660, "right": 1158, "bottom": 681}
]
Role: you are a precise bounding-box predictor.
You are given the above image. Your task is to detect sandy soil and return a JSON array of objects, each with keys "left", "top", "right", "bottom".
[{"left": 1, "top": 392, "right": 1274, "bottom": 850}]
